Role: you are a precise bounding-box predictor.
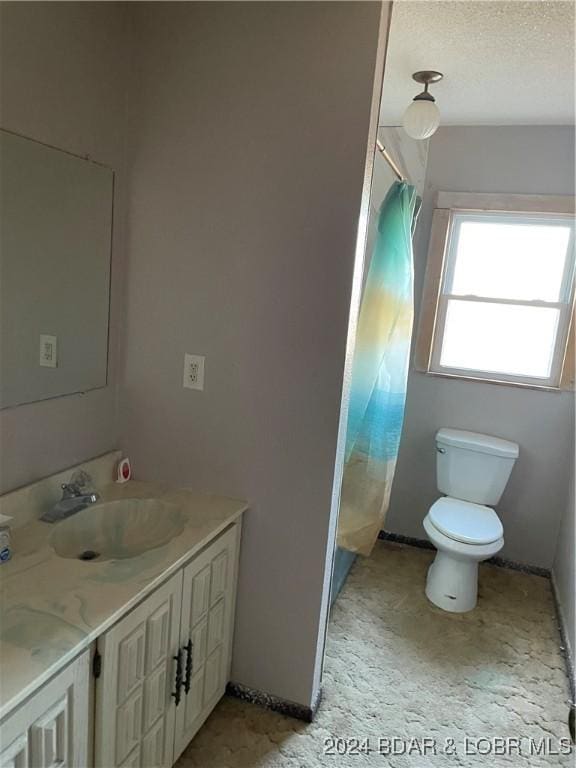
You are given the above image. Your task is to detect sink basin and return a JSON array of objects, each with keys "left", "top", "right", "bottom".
[{"left": 50, "top": 499, "right": 185, "bottom": 561}]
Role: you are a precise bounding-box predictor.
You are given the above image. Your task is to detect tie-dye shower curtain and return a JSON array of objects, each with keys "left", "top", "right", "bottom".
[{"left": 337, "top": 181, "right": 419, "bottom": 556}]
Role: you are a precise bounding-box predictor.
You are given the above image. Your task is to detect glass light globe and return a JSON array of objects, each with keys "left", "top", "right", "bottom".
[{"left": 402, "top": 99, "right": 440, "bottom": 140}]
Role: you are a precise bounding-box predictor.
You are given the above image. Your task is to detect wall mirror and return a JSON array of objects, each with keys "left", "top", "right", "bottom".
[{"left": 0, "top": 130, "right": 114, "bottom": 409}]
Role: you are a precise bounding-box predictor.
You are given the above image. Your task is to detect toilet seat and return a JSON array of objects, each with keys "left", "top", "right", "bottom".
[{"left": 428, "top": 497, "right": 503, "bottom": 545}]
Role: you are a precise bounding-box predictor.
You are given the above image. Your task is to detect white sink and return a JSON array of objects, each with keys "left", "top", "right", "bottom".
[{"left": 50, "top": 499, "right": 185, "bottom": 561}]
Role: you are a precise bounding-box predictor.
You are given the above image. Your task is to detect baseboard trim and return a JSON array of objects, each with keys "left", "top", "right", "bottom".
[
  {"left": 378, "top": 530, "right": 435, "bottom": 551},
  {"left": 378, "top": 530, "right": 551, "bottom": 578},
  {"left": 226, "top": 681, "right": 321, "bottom": 723},
  {"left": 551, "top": 574, "right": 576, "bottom": 706}
]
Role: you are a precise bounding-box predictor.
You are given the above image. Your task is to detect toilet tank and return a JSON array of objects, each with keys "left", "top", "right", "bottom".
[{"left": 436, "top": 428, "right": 519, "bottom": 506}]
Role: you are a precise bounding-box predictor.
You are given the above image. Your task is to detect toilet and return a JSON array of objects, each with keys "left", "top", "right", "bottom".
[{"left": 423, "top": 428, "right": 519, "bottom": 613}]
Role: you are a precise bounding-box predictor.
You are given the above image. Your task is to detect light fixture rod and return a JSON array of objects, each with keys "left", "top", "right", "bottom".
[{"left": 411, "top": 71, "right": 443, "bottom": 103}]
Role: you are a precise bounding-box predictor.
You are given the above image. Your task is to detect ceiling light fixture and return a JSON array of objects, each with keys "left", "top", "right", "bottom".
[{"left": 402, "top": 70, "right": 444, "bottom": 140}]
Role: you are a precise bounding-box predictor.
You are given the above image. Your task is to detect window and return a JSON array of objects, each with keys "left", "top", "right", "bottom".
[{"left": 417, "top": 195, "right": 576, "bottom": 389}]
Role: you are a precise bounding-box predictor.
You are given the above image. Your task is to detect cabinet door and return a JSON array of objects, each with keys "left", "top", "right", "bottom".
[
  {"left": 95, "top": 572, "right": 182, "bottom": 768},
  {"left": 0, "top": 649, "right": 90, "bottom": 768},
  {"left": 173, "top": 524, "right": 240, "bottom": 761}
]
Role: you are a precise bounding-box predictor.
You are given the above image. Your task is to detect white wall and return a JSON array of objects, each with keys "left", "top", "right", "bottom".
[
  {"left": 553, "top": 464, "right": 575, "bottom": 673},
  {"left": 121, "top": 2, "right": 385, "bottom": 707},
  {"left": 0, "top": 2, "right": 128, "bottom": 493},
  {"left": 387, "top": 126, "right": 576, "bottom": 569}
]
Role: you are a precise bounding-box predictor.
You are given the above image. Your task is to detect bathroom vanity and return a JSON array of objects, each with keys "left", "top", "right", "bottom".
[{"left": 0, "top": 461, "right": 246, "bottom": 767}]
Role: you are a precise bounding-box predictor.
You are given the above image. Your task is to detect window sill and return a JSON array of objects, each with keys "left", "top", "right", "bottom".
[{"left": 419, "top": 369, "right": 572, "bottom": 393}]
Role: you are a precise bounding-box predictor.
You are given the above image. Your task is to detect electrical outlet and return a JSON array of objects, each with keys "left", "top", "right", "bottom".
[
  {"left": 183, "top": 353, "right": 205, "bottom": 391},
  {"left": 39, "top": 334, "right": 57, "bottom": 368}
]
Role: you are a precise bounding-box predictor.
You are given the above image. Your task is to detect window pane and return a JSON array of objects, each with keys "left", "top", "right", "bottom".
[
  {"left": 449, "top": 218, "right": 571, "bottom": 302},
  {"left": 439, "top": 300, "right": 560, "bottom": 379}
]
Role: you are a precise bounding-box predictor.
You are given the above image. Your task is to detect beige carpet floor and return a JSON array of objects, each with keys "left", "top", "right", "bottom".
[{"left": 176, "top": 541, "right": 573, "bottom": 767}]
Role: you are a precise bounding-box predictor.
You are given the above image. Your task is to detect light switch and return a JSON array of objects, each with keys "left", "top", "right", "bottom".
[
  {"left": 40, "top": 334, "right": 57, "bottom": 368},
  {"left": 183, "top": 353, "right": 205, "bottom": 391}
]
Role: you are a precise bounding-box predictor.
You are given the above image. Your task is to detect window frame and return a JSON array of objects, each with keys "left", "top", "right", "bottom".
[{"left": 415, "top": 193, "right": 576, "bottom": 391}]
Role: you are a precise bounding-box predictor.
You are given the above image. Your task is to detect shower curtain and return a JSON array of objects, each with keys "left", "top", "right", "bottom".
[{"left": 337, "top": 181, "right": 419, "bottom": 557}]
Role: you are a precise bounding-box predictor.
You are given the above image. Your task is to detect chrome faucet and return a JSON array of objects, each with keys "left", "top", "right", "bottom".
[{"left": 41, "top": 470, "right": 100, "bottom": 523}]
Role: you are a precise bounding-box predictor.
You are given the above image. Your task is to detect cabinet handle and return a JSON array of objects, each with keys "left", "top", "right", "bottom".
[
  {"left": 184, "top": 639, "right": 193, "bottom": 694},
  {"left": 172, "top": 649, "right": 183, "bottom": 706}
]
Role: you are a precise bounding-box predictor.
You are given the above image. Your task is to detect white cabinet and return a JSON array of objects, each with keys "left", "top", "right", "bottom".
[
  {"left": 0, "top": 523, "right": 241, "bottom": 768},
  {"left": 95, "top": 523, "right": 240, "bottom": 767},
  {"left": 173, "top": 525, "right": 238, "bottom": 762},
  {"left": 0, "top": 649, "right": 90, "bottom": 768},
  {"left": 95, "top": 572, "right": 183, "bottom": 768}
]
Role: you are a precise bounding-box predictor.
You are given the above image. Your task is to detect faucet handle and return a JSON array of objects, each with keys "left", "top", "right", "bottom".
[
  {"left": 61, "top": 470, "right": 96, "bottom": 499},
  {"left": 61, "top": 482, "right": 80, "bottom": 498},
  {"left": 69, "top": 469, "right": 93, "bottom": 489}
]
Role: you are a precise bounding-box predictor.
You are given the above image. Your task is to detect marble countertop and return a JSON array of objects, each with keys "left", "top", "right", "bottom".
[{"left": 0, "top": 481, "right": 247, "bottom": 720}]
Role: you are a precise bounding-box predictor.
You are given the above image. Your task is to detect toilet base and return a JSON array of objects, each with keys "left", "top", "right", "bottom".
[{"left": 425, "top": 552, "right": 478, "bottom": 613}]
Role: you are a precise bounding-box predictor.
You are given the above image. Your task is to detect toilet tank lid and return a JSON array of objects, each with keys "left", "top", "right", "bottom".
[{"left": 436, "top": 428, "right": 519, "bottom": 459}]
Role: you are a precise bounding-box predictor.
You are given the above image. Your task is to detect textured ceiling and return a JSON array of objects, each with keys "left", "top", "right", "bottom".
[{"left": 380, "top": 0, "right": 575, "bottom": 126}]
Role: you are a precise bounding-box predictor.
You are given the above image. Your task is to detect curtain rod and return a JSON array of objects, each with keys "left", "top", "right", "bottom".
[{"left": 375, "top": 139, "right": 405, "bottom": 182}]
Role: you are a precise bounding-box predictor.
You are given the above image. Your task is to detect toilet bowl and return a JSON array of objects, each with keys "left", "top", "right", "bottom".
[
  {"left": 423, "top": 498, "right": 504, "bottom": 612},
  {"left": 423, "top": 428, "right": 519, "bottom": 613}
]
